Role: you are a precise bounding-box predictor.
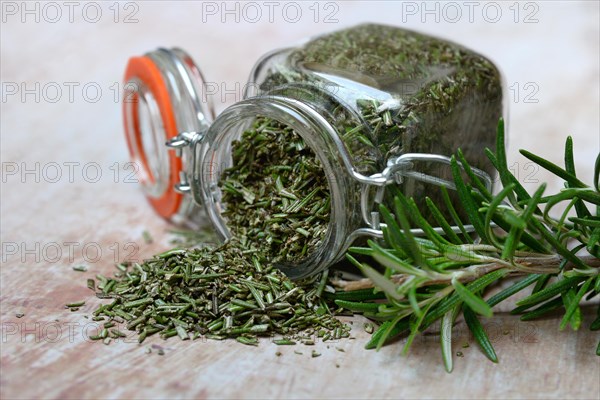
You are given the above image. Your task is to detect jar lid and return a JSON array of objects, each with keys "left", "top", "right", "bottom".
[{"left": 122, "top": 48, "right": 214, "bottom": 222}]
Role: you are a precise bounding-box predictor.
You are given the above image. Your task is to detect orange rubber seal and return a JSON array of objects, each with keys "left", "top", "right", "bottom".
[{"left": 123, "top": 56, "right": 183, "bottom": 218}]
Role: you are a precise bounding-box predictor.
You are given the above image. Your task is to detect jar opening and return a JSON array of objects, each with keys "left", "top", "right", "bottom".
[{"left": 197, "top": 97, "right": 354, "bottom": 279}]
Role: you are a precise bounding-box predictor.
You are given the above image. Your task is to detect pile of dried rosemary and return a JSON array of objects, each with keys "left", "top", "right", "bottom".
[{"left": 89, "top": 239, "right": 349, "bottom": 345}]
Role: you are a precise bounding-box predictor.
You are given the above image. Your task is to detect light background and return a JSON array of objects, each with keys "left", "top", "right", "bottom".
[{"left": 1, "top": 1, "right": 599, "bottom": 399}]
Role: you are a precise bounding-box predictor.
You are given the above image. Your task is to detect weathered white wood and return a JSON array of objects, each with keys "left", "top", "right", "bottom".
[{"left": 2, "top": 2, "right": 599, "bottom": 399}]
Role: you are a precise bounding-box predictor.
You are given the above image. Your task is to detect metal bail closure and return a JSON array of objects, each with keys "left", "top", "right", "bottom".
[
  {"left": 347, "top": 153, "right": 494, "bottom": 247},
  {"left": 122, "top": 47, "right": 214, "bottom": 223}
]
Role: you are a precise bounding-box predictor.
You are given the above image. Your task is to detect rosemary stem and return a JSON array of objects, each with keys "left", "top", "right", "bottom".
[{"left": 334, "top": 255, "right": 600, "bottom": 291}]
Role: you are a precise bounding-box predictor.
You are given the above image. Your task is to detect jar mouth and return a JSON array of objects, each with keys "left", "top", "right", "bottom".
[{"left": 197, "top": 96, "right": 354, "bottom": 279}]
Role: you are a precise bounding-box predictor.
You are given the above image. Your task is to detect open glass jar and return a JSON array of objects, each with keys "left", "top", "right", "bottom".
[{"left": 123, "top": 24, "right": 505, "bottom": 280}]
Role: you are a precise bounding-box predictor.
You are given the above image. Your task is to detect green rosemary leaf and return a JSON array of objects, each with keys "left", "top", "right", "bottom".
[
  {"left": 423, "top": 269, "right": 508, "bottom": 328},
  {"left": 378, "top": 204, "right": 409, "bottom": 256},
  {"left": 532, "top": 274, "right": 553, "bottom": 294},
  {"left": 519, "top": 297, "right": 563, "bottom": 321},
  {"left": 365, "top": 321, "right": 392, "bottom": 349},
  {"left": 236, "top": 336, "right": 259, "bottom": 346},
  {"left": 594, "top": 153, "right": 600, "bottom": 192},
  {"left": 560, "top": 288, "right": 582, "bottom": 331},
  {"left": 564, "top": 136, "right": 576, "bottom": 176},
  {"left": 334, "top": 300, "right": 381, "bottom": 313},
  {"left": 489, "top": 216, "right": 549, "bottom": 254},
  {"left": 352, "top": 258, "right": 402, "bottom": 301},
  {"left": 386, "top": 202, "right": 429, "bottom": 270},
  {"left": 483, "top": 182, "right": 516, "bottom": 248},
  {"left": 345, "top": 253, "right": 365, "bottom": 270},
  {"left": 591, "top": 308, "right": 600, "bottom": 331},
  {"left": 568, "top": 217, "right": 600, "bottom": 228},
  {"left": 364, "top": 319, "right": 409, "bottom": 350},
  {"left": 245, "top": 283, "right": 266, "bottom": 310},
  {"left": 441, "top": 309, "right": 454, "bottom": 373},
  {"left": 156, "top": 249, "right": 185, "bottom": 258},
  {"left": 486, "top": 274, "right": 541, "bottom": 307},
  {"left": 541, "top": 189, "right": 592, "bottom": 220},
  {"left": 520, "top": 149, "right": 586, "bottom": 189},
  {"left": 516, "top": 276, "right": 585, "bottom": 309},
  {"left": 375, "top": 318, "right": 404, "bottom": 350},
  {"left": 564, "top": 136, "right": 592, "bottom": 222},
  {"left": 451, "top": 277, "right": 493, "bottom": 318},
  {"left": 574, "top": 189, "right": 600, "bottom": 204},
  {"left": 326, "top": 288, "right": 386, "bottom": 302},
  {"left": 315, "top": 269, "right": 329, "bottom": 298},
  {"left": 122, "top": 298, "right": 153, "bottom": 309},
  {"left": 65, "top": 301, "right": 85, "bottom": 308},
  {"left": 395, "top": 195, "right": 448, "bottom": 247},
  {"left": 425, "top": 197, "right": 462, "bottom": 244},
  {"left": 529, "top": 217, "right": 588, "bottom": 270},
  {"left": 463, "top": 305, "right": 498, "bottom": 363},
  {"left": 403, "top": 301, "right": 434, "bottom": 355},
  {"left": 408, "top": 284, "right": 422, "bottom": 318},
  {"left": 560, "top": 278, "right": 593, "bottom": 331},
  {"left": 487, "top": 119, "right": 531, "bottom": 204},
  {"left": 176, "top": 325, "right": 188, "bottom": 340},
  {"left": 440, "top": 186, "right": 472, "bottom": 243},
  {"left": 501, "top": 183, "right": 546, "bottom": 261},
  {"left": 347, "top": 246, "right": 375, "bottom": 256},
  {"left": 441, "top": 244, "right": 485, "bottom": 263},
  {"left": 450, "top": 156, "right": 487, "bottom": 240},
  {"left": 273, "top": 339, "right": 296, "bottom": 345},
  {"left": 368, "top": 240, "right": 426, "bottom": 277},
  {"left": 456, "top": 148, "right": 493, "bottom": 201},
  {"left": 596, "top": 341, "right": 600, "bottom": 356}
]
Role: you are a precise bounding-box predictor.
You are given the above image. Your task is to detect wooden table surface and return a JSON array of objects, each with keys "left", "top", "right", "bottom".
[{"left": 1, "top": 2, "right": 599, "bottom": 399}]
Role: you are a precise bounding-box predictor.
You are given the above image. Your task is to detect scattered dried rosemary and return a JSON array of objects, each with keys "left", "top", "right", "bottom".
[{"left": 90, "top": 240, "right": 349, "bottom": 344}]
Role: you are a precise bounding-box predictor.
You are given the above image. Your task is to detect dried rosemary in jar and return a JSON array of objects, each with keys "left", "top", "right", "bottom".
[
  {"left": 123, "top": 23, "right": 504, "bottom": 279},
  {"left": 220, "top": 116, "right": 330, "bottom": 265},
  {"left": 253, "top": 23, "right": 503, "bottom": 220}
]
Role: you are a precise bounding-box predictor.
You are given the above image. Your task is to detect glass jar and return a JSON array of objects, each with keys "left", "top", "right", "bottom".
[{"left": 122, "top": 24, "right": 505, "bottom": 279}]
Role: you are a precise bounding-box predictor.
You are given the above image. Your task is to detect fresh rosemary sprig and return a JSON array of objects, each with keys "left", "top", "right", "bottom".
[{"left": 335, "top": 119, "right": 600, "bottom": 370}]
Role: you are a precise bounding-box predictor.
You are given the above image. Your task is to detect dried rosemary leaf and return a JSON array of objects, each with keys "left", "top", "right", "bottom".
[{"left": 221, "top": 117, "right": 330, "bottom": 265}]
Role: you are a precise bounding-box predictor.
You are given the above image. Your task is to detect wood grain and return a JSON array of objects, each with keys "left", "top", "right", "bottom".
[{"left": 2, "top": 2, "right": 599, "bottom": 399}]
